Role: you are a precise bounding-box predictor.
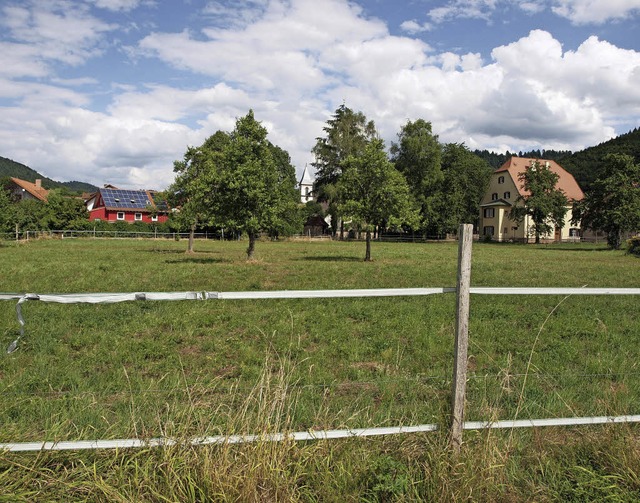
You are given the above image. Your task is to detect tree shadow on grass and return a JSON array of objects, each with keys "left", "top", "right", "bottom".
[
  {"left": 297, "top": 256, "right": 363, "bottom": 262},
  {"left": 537, "top": 246, "right": 611, "bottom": 252},
  {"left": 165, "top": 257, "right": 230, "bottom": 264}
]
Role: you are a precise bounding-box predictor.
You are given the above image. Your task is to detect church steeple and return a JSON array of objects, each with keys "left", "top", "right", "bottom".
[{"left": 298, "top": 164, "right": 314, "bottom": 203}]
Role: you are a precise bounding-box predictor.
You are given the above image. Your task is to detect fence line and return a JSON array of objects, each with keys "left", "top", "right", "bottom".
[
  {"left": 2, "top": 223, "right": 639, "bottom": 452},
  {"left": 3, "top": 415, "right": 640, "bottom": 453}
]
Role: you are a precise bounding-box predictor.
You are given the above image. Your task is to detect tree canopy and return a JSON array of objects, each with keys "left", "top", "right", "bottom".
[
  {"left": 390, "top": 119, "right": 443, "bottom": 234},
  {"left": 339, "top": 138, "right": 418, "bottom": 261},
  {"left": 434, "top": 143, "right": 493, "bottom": 235},
  {"left": 312, "top": 104, "right": 377, "bottom": 238},
  {"left": 510, "top": 160, "right": 568, "bottom": 243},
  {"left": 169, "top": 110, "right": 301, "bottom": 259},
  {"left": 572, "top": 153, "right": 640, "bottom": 249}
]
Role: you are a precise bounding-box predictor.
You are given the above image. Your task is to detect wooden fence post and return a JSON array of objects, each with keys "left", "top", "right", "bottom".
[{"left": 450, "top": 223, "right": 473, "bottom": 452}]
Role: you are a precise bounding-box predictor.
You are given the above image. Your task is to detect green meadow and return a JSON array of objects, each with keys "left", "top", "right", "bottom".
[{"left": 1, "top": 237, "right": 639, "bottom": 501}]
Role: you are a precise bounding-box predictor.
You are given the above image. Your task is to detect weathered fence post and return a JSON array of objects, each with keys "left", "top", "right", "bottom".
[{"left": 450, "top": 223, "right": 473, "bottom": 452}]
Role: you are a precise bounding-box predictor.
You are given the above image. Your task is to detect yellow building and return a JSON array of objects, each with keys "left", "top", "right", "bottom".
[{"left": 479, "top": 157, "right": 584, "bottom": 242}]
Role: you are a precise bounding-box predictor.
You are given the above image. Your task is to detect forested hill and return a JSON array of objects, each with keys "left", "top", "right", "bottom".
[
  {"left": 473, "top": 149, "right": 572, "bottom": 170},
  {"left": 558, "top": 128, "right": 640, "bottom": 192},
  {"left": 473, "top": 127, "right": 640, "bottom": 192},
  {"left": 0, "top": 156, "right": 98, "bottom": 194}
]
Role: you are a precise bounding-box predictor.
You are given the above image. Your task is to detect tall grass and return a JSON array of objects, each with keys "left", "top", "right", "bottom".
[{"left": 1, "top": 237, "right": 640, "bottom": 500}]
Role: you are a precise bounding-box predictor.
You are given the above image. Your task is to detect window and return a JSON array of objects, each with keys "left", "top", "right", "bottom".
[
  {"left": 503, "top": 191, "right": 510, "bottom": 199},
  {"left": 135, "top": 212, "right": 142, "bottom": 221},
  {"left": 569, "top": 228, "right": 580, "bottom": 237},
  {"left": 483, "top": 208, "right": 495, "bottom": 218},
  {"left": 151, "top": 215, "right": 158, "bottom": 222},
  {"left": 483, "top": 226, "right": 494, "bottom": 236},
  {"left": 498, "top": 176, "right": 504, "bottom": 184},
  {"left": 491, "top": 193, "right": 498, "bottom": 200},
  {"left": 116, "top": 212, "right": 125, "bottom": 221}
]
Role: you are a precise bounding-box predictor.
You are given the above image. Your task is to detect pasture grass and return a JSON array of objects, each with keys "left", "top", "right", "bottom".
[{"left": 1, "top": 236, "right": 640, "bottom": 500}]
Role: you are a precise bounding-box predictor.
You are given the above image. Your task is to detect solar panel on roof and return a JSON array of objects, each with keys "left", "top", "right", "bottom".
[{"left": 100, "top": 189, "right": 152, "bottom": 209}]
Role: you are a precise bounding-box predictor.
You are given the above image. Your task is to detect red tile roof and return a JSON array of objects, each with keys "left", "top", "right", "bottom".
[
  {"left": 496, "top": 157, "right": 584, "bottom": 201},
  {"left": 10, "top": 177, "right": 49, "bottom": 202}
]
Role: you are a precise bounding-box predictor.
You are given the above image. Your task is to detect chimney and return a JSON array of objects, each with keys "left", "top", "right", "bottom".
[{"left": 35, "top": 179, "right": 41, "bottom": 189}]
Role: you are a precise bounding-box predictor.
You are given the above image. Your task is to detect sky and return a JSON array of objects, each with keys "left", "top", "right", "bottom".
[{"left": 1, "top": 0, "right": 639, "bottom": 190}]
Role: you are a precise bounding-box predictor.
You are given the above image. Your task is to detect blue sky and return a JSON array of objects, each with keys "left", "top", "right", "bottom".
[{"left": 1, "top": 0, "right": 639, "bottom": 189}]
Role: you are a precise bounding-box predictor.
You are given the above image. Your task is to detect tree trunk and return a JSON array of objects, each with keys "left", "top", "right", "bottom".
[
  {"left": 365, "top": 230, "right": 372, "bottom": 261},
  {"left": 187, "top": 222, "right": 196, "bottom": 253},
  {"left": 535, "top": 230, "right": 540, "bottom": 244},
  {"left": 340, "top": 219, "right": 344, "bottom": 240},
  {"left": 247, "top": 233, "right": 256, "bottom": 260}
]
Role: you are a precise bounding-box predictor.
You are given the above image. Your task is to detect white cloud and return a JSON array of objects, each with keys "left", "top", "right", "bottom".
[
  {"left": 0, "top": 0, "right": 638, "bottom": 189},
  {"left": 552, "top": 0, "right": 640, "bottom": 24},
  {"left": 400, "top": 19, "right": 432, "bottom": 34},
  {"left": 428, "top": 0, "right": 500, "bottom": 23},
  {"left": 0, "top": 1, "right": 115, "bottom": 67},
  {"left": 90, "top": 0, "right": 148, "bottom": 12}
]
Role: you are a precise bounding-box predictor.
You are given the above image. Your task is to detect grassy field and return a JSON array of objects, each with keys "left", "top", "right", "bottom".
[{"left": 1, "top": 236, "right": 640, "bottom": 501}]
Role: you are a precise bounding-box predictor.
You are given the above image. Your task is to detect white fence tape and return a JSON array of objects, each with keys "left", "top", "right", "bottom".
[
  {"left": 4, "top": 287, "right": 640, "bottom": 353},
  {"left": 2, "top": 286, "right": 639, "bottom": 451},
  {"left": 3, "top": 415, "right": 640, "bottom": 452},
  {"left": 4, "top": 286, "right": 640, "bottom": 304}
]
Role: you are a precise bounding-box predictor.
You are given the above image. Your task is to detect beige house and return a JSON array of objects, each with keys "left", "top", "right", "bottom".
[{"left": 479, "top": 157, "right": 584, "bottom": 242}]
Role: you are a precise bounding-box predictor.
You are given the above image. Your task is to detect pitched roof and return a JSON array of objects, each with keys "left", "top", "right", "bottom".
[
  {"left": 10, "top": 177, "right": 49, "bottom": 202},
  {"left": 97, "top": 187, "right": 163, "bottom": 212},
  {"left": 299, "top": 165, "right": 313, "bottom": 186},
  {"left": 496, "top": 157, "right": 584, "bottom": 201}
]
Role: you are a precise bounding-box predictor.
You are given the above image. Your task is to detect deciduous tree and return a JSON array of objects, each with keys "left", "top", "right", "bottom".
[
  {"left": 572, "top": 153, "right": 640, "bottom": 249},
  {"left": 510, "top": 160, "right": 568, "bottom": 244},
  {"left": 434, "top": 143, "right": 493, "bottom": 235},
  {"left": 169, "top": 130, "right": 230, "bottom": 252},
  {"left": 390, "top": 119, "right": 443, "bottom": 235},
  {"left": 312, "top": 104, "right": 377, "bottom": 238},
  {"left": 338, "top": 139, "right": 418, "bottom": 261}
]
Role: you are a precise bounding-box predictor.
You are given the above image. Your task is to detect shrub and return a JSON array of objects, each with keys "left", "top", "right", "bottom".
[{"left": 626, "top": 236, "right": 640, "bottom": 256}]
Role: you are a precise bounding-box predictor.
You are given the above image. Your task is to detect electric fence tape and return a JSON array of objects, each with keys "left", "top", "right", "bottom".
[{"left": 4, "top": 287, "right": 640, "bottom": 353}]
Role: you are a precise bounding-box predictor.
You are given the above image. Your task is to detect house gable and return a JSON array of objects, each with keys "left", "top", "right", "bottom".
[{"left": 9, "top": 177, "right": 49, "bottom": 202}]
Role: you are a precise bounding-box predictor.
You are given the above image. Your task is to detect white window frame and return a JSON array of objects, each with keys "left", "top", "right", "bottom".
[
  {"left": 151, "top": 215, "right": 158, "bottom": 222},
  {"left": 116, "top": 212, "right": 125, "bottom": 221},
  {"left": 135, "top": 212, "right": 142, "bottom": 221}
]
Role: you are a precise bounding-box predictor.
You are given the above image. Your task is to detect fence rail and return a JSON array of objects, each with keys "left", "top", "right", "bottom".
[{"left": 2, "top": 224, "right": 639, "bottom": 452}]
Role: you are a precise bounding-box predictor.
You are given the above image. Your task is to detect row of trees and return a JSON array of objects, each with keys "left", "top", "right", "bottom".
[
  {"left": 166, "top": 106, "right": 494, "bottom": 261},
  {"left": 168, "top": 106, "right": 498, "bottom": 260},
  {"left": 311, "top": 106, "right": 493, "bottom": 259}
]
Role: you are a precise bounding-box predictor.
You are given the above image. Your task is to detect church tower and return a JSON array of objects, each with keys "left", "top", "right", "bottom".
[{"left": 298, "top": 165, "right": 314, "bottom": 203}]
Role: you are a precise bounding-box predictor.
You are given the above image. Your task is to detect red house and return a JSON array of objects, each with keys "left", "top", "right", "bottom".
[{"left": 86, "top": 186, "right": 169, "bottom": 223}]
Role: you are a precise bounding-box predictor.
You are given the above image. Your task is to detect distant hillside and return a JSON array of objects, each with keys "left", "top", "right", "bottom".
[
  {"left": 473, "top": 128, "right": 640, "bottom": 192},
  {"left": 558, "top": 128, "right": 640, "bottom": 192},
  {"left": 473, "top": 149, "right": 573, "bottom": 170},
  {"left": 0, "top": 156, "right": 98, "bottom": 194}
]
